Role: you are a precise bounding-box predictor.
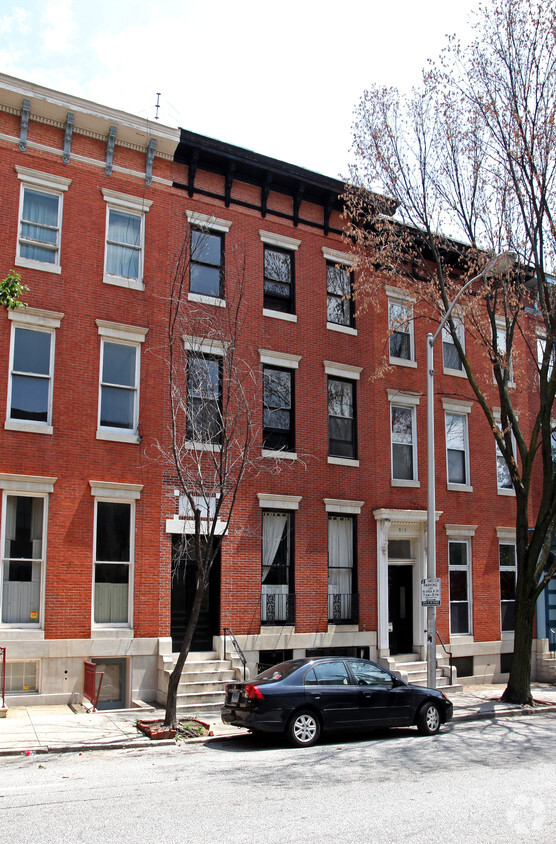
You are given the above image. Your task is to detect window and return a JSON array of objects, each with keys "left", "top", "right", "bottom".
[
  {"left": 328, "top": 377, "right": 356, "bottom": 459},
  {"left": 5, "top": 660, "right": 38, "bottom": 693},
  {"left": 445, "top": 413, "right": 469, "bottom": 485},
  {"left": 16, "top": 167, "right": 71, "bottom": 273},
  {"left": 387, "top": 289, "right": 414, "bottom": 363},
  {"left": 449, "top": 540, "right": 471, "bottom": 635},
  {"left": 327, "top": 262, "right": 354, "bottom": 328},
  {"left": 391, "top": 404, "right": 416, "bottom": 481},
  {"left": 260, "top": 231, "right": 300, "bottom": 317},
  {"left": 187, "top": 355, "right": 222, "bottom": 445},
  {"left": 96, "top": 322, "right": 147, "bottom": 443},
  {"left": 6, "top": 308, "right": 63, "bottom": 435},
  {"left": 263, "top": 366, "right": 294, "bottom": 452},
  {"left": 443, "top": 315, "right": 464, "bottom": 373},
  {"left": 328, "top": 515, "right": 356, "bottom": 622},
  {"left": 94, "top": 501, "right": 131, "bottom": 625},
  {"left": 1, "top": 494, "right": 45, "bottom": 626},
  {"left": 261, "top": 511, "right": 294, "bottom": 624},
  {"left": 190, "top": 229, "right": 224, "bottom": 298},
  {"left": 494, "top": 414, "right": 516, "bottom": 494},
  {"left": 499, "top": 542, "right": 516, "bottom": 632},
  {"left": 494, "top": 317, "right": 513, "bottom": 383},
  {"left": 102, "top": 190, "right": 151, "bottom": 289}
]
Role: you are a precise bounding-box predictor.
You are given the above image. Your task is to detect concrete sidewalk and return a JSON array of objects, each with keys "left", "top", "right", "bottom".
[{"left": 1, "top": 684, "right": 555, "bottom": 756}]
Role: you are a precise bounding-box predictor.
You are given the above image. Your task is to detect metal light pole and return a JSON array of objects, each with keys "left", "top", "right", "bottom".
[{"left": 426, "top": 251, "right": 516, "bottom": 689}]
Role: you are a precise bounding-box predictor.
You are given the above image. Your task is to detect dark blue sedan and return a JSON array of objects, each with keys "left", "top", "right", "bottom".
[{"left": 222, "top": 657, "right": 453, "bottom": 747}]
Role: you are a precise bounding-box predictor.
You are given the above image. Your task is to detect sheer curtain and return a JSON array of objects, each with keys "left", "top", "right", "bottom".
[
  {"left": 21, "top": 190, "right": 58, "bottom": 261},
  {"left": 262, "top": 512, "right": 287, "bottom": 582},
  {"left": 328, "top": 517, "right": 353, "bottom": 618},
  {"left": 106, "top": 211, "right": 140, "bottom": 278}
]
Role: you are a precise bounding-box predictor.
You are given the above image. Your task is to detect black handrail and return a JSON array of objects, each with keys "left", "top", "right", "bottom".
[
  {"left": 436, "top": 630, "right": 454, "bottom": 683},
  {"left": 549, "top": 626, "right": 556, "bottom": 652},
  {"left": 223, "top": 627, "right": 247, "bottom": 680}
]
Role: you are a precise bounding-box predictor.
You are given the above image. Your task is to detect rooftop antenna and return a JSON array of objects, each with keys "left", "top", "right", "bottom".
[{"left": 154, "top": 93, "right": 161, "bottom": 121}]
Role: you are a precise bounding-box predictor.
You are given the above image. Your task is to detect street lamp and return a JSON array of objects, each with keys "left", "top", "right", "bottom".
[{"left": 426, "top": 251, "right": 516, "bottom": 689}]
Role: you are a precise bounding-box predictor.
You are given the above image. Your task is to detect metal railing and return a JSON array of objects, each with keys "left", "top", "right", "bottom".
[
  {"left": 261, "top": 593, "right": 295, "bottom": 625},
  {"left": 436, "top": 630, "right": 454, "bottom": 683},
  {"left": 549, "top": 627, "right": 556, "bottom": 652},
  {"left": 222, "top": 627, "right": 247, "bottom": 680},
  {"left": 328, "top": 593, "right": 359, "bottom": 624},
  {"left": 0, "top": 647, "right": 5, "bottom": 710}
]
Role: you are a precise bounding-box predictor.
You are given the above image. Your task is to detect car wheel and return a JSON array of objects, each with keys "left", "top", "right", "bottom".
[
  {"left": 416, "top": 702, "right": 441, "bottom": 736},
  {"left": 287, "top": 709, "right": 321, "bottom": 747}
]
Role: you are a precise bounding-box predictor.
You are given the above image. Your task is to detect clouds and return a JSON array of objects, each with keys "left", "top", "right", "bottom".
[{"left": 41, "top": 0, "right": 78, "bottom": 53}]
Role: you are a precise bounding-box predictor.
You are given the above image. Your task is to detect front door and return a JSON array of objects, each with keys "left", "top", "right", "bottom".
[
  {"left": 388, "top": 565, "right": 413, "bottom": 654},
  {"left": 92, "top": 658, "right": 126, "bottom": 710},
  {"left": 171, "top": 537, "right": 221, "bottom": 652}
]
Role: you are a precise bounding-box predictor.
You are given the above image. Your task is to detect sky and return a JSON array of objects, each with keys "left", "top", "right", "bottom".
[{"left": 0, "top": 0, "right": 479, "bottom": 179}]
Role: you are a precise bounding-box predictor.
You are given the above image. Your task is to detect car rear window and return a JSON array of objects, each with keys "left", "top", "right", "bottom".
[{"left": 255, "top": 660, "right": 306, "bottom": 682}]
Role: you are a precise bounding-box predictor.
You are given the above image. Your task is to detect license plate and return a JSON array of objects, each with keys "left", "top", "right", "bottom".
[{"left": 230, "top": 691, "right": 239, "bottom": 704}]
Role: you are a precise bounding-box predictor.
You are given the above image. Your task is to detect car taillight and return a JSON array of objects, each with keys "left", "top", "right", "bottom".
[{"left": 244, "top": 684, "right": 264, "bottom": 700}]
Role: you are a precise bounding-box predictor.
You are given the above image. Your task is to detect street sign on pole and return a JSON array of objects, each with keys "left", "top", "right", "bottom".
[{"left": 421, "top": 578, "right": 441, "bottom": 607}]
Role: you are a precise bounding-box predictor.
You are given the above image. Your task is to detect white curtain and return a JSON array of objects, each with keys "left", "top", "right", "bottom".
[
  {"left": 262, "top": 512, "right": 287, "bottom": 583},
  {"left": 106, "top": 210, "right": 140, "bottom": 278},
  {"left": 31, "top": 498, "right": 43, "bottom": 560},
  {"left": 328, "top": 517, "right": 353, "bottom": 618}
]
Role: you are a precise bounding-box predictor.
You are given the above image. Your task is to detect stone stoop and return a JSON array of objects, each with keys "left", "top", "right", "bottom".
[
  {"left": 387, "top": 654, "right": 464, "bottom": 695},
  {"left": 157, "top": 651, "right": 241, "bottom": 715},
  {"left": 536, "top": 653, "right": 556, "bottom": 683}
]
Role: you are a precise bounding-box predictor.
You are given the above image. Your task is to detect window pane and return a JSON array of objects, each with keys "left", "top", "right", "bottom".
[
  {"left": 188, "top": 358, "right": 220, "bottom": 399},
  {"left": 11, "top": 375, "right": 49, "bottom": 422},
  {"left": 4, "top": 496, "right": 43, "bottom": 560},
  {"left": 103, "top": 343, "right": 136, "bottom": 387},
  {"left": 392, "top": 406, "right": 412, "bottom": 444},
  {"left": 449, "top": 542, "right": 467, "bottom": 568},
  {"left": 106, "top": 243, "right": 139, "bottom": 279},
  {"left": 388, "top": 540, "right": 412, "bottom": 559},
  {"left": 500, "top": 570, "right": 516, "bottom": 601},
  {"left": 501, "top": 601, "right": 515, "bottom": 632},
  {"left": 446, "top": 414, "right": 464, "bottom": 449},
  {"left": 443, "top": 341, "right": 463, "bottom": 370},
  {"left": 100, "top": 385, "right": 135, "bottom": 428},
  {"left": 191, "top": 230, "right": 221, "bottom": 266},
  {"left": 390, "top": 331, "right": 411, "bottom": 359},
  {"left": 448, "top": 450, "right": 466, "bottom": 484},
  {"left": 450, "top": 570, "right": 468, "bottom": 601},
  {"left": 328, "top": 380, "right": 353, "bottom": 418},
  {"left": 13, "top": 328, "right": 51, "bottom": 376},
  {"left": 327, "top": 264, "right": 350, "bottom": 297},
  {"left": 265, "top": 249, "right": 291, "bottom": 283},
  {"left": 327, "top": 296, "right": 351, "bottom": 325},
  {"left": 108, "top": 210, "right": 140, "bottom": 247},
  {"left": 450, "top": 602, "right": 469, "bottom": 634},
  {"left": 96, "top": 502, "right": 130, "bottom": 562},
  {"left": 94, "top": 564, "right": 129, "bottom": 624},
  {"left": 21, "top": 189, "right": 59, "bottom": 262},
  {"left": 499, "top": 544, "right": 516, "bottom": 568},
  {"left": 393, "top": 443, "right": 413, "bottom": 479},
  {"left": 190, "top": 264, "right": 221, "bottom": 297}
]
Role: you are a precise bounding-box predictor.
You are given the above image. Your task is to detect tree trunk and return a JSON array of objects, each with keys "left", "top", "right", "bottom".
[
  {"left": 163, "top": 573, "right": 207, "bottom": 729},
  {"left": 501, "top": 598, "right": 536, "bottom": 706}
]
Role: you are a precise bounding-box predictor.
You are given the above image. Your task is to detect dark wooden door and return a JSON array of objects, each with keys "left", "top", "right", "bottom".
[
  {"left": 171, "top": 537, "right": 220, "bottom": 652},
  {"left": 388, "top": 565, "right": 413, "bottom": 654}
]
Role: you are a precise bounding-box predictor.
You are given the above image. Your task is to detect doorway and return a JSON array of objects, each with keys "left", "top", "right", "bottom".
[
  {"left": 92, "top": 658, "right": 126, "bottom": 710},
  {"left": 171, "top": 536, "right": 221, "bottom": 652},
  {"left": 388, "top": 565, "right": 413, "bottom": 654}
]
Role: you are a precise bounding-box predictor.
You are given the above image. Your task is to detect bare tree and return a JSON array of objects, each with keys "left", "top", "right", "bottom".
[
  {"left": 158, "top": 231, "right": 260, "bottom": 729},
  {"left": 344, "top": 0, "right": 556, "bottom": 704}
]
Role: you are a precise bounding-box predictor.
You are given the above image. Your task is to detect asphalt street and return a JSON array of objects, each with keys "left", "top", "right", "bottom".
[{"left": 1, "top": 714, "right": 555, "bottom": 844}]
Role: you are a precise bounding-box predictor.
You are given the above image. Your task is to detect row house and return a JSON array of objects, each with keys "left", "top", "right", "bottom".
[{"left": 0, "top": 73, "right": 551, "bottom": 709}]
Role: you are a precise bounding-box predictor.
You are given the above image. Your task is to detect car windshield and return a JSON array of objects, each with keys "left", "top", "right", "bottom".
[{"left": 255, "top": 660, "right": 306, "bottom": 683}]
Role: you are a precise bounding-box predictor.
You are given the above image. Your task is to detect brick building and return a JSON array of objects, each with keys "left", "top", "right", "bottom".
[{"left": 0, "top": 73, "right": 551, "bottom": 709}]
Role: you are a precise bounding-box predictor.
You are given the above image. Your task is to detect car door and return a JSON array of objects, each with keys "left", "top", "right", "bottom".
[
  {"left": 303, "top": 660, "right": 362, "bottom": 728},
  {"left": 346, "top": 660, "right": 413, "bottom": 727}
]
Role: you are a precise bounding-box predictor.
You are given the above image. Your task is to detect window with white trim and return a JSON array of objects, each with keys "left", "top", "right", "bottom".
[
  {"left": 328, "top": 515, "right": 356, "bottom": 623},
  {"left": 387, "top": 289, "right": 414, "bottom": 364},
  {"left": 261, "top": 510, "right": 294, "bottom": 624},
  {"left": 445, "top": 413, "right": 470, "bottom": 486},
  {"left": 1, "top": 492, "right": 46, "bottom": 626},
  {"left": 94, "top": 499, "right": 132, "bottom": 626},
  {"left": 96, "top": 322, "right": 147, "bottom": 442},
  {"left": 499, "top": 541, "right": 516, "bottom": 632},
  {"left": 494, "top": 316, "right": 513, "bottom": 383},
  {"left": 260, "top": 231, "right": 300, "bottom": 317},
  {"left": 6, "top": 308, "right": 63, "bottom": 435},
  {"left": 494, "top": 413, "right": 516, "bottom": 494},
  {"left": 15, "top": 167, "right": 71, "bottom": 273},
  {"left": 327, "top": 263, "right": 354, "bottom": 328},
  {"left": 388, "top": 390, "right": 420, "bottom": 483},
  {"left": 5, "top": 660, "right": 38, "bottom": 693},
  {"left": 449, "top": 539, "right": 471, "bottom": 635},
  {"left": 443, "top": 315, "right": 465, "bottom": 373},
  {"left": 102, "top": 190, "right": 152, "bottom": 289}
]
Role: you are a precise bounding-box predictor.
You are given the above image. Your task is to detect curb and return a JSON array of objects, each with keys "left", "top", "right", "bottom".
[{"left": 452, "top": 703, "right": 556, "bottom": 723}]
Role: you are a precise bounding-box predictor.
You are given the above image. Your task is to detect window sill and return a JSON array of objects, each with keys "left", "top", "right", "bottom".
[
  {"left": 15, "top": 256, "right": 61, "bottom": 274},
  {"left": 263, "top": 308, "right": 297, "bottom": 323},
  {"left": 443, "top": 367, "right": 467, "bottom": 378},
  {"left": 188, "top": 292, "right": 226, "bottom": 308},
  {"left": 103, "top": 274, "right": 144, "bottom": 291},
  {"left": 262, "top": 449, "right": 298, "bottom": 461},
  {"left": 96, "top": 430, "right": 140, "bottom": 444},
  {"left": 0, "top": 628, "right": 44, "bottom": 638},
  {"left": 185, "top": 441, "right": 222, "bottom": 452},
  {"left": 91, "top": 627, "right": 133, "bottom": 635},
  {"left": 328, "top": 456, "right": 360, "bottom": 467},
  {"left": 389, "top": 357, "right": 417, "bottom": 368},
  {"left": 327, "top": 322, "right": 357, "bottom": 336},
  {"left": 5, "top": 420, "right": 53, "bottom": 435},
  {"left": 391, "top": 479, "right": 420, "bottom": 487},
  {"left": 497, "top": 488, "right": 516, "bottom": 497},
  {"left": 447, "top": 483, "right": 473, "bottom": 492},
  {"left": 166, "top": 517, "right": 228, "bottom": 535}
]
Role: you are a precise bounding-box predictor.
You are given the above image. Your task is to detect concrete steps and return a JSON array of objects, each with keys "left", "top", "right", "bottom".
[
  {"left": 158, "top": 651, "right": 241, "bottom": 716},
  {"left": 390, "top": 656, "right": 464, "bottom": 695}
]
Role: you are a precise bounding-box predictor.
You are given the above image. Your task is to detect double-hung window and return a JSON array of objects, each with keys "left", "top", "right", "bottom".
[
  {"left": 187, "top": 355, "right": 222, "bottom": 445},
  {"left": 186, "top": 211, "right": 232, "bottom": 304},
  {"left": 6, "top": 308, "right": 63, "bottom": 435},
  {"left": 328, "top": 515, "right": 356, "bottom": 622},
  {"left": 388, "top": 390, "right": 420, "bottom": 484},
  {"left": 499, "top": 539, "right": 517, "bottom": 632},
  {"left": 494, "top": 412, "right": 516, "bottom": 494},
  {"left": 102, "top": 190, "right": 151, "bottom": 290},
  {"left": 260, "top": 350, "right": 300, "bottom": 456},
  {"left": 493, "top": 316, "right": 514, "bottom": 384},
  {"left": 322, "top": 246, "right": 355, "bottom": 329},
  {"left": 260, "top": 231, "right": 300, "bottom": 318},
  {"left": 261, "top": 510, "right": 294, "bottom": 624},
  {"left": 387, "top": 288, "right": 415, "bottom": 365},
  {"left": 15, "top": 167, "right": 71, "bottom": 273},
  {"left": 326, "top": 363, "right": 361, "bottom": 463},
  {"left": 0, "top": 474, "right": 55, "bottom": 628},
  {"left": 447, "top": 533, "right": 474, "bottom": 635},
  {"left": 442, "top": 315, "right": 465, "bottom": 374},
  {"left": 96, "top": 322, "right": 147, "bottom": 443},
  {"left": 91, "top": 481, "right": 142, "bottom": 627},
  {"left": 443, "top": 400, "right": 472, "bottom": 489}
]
